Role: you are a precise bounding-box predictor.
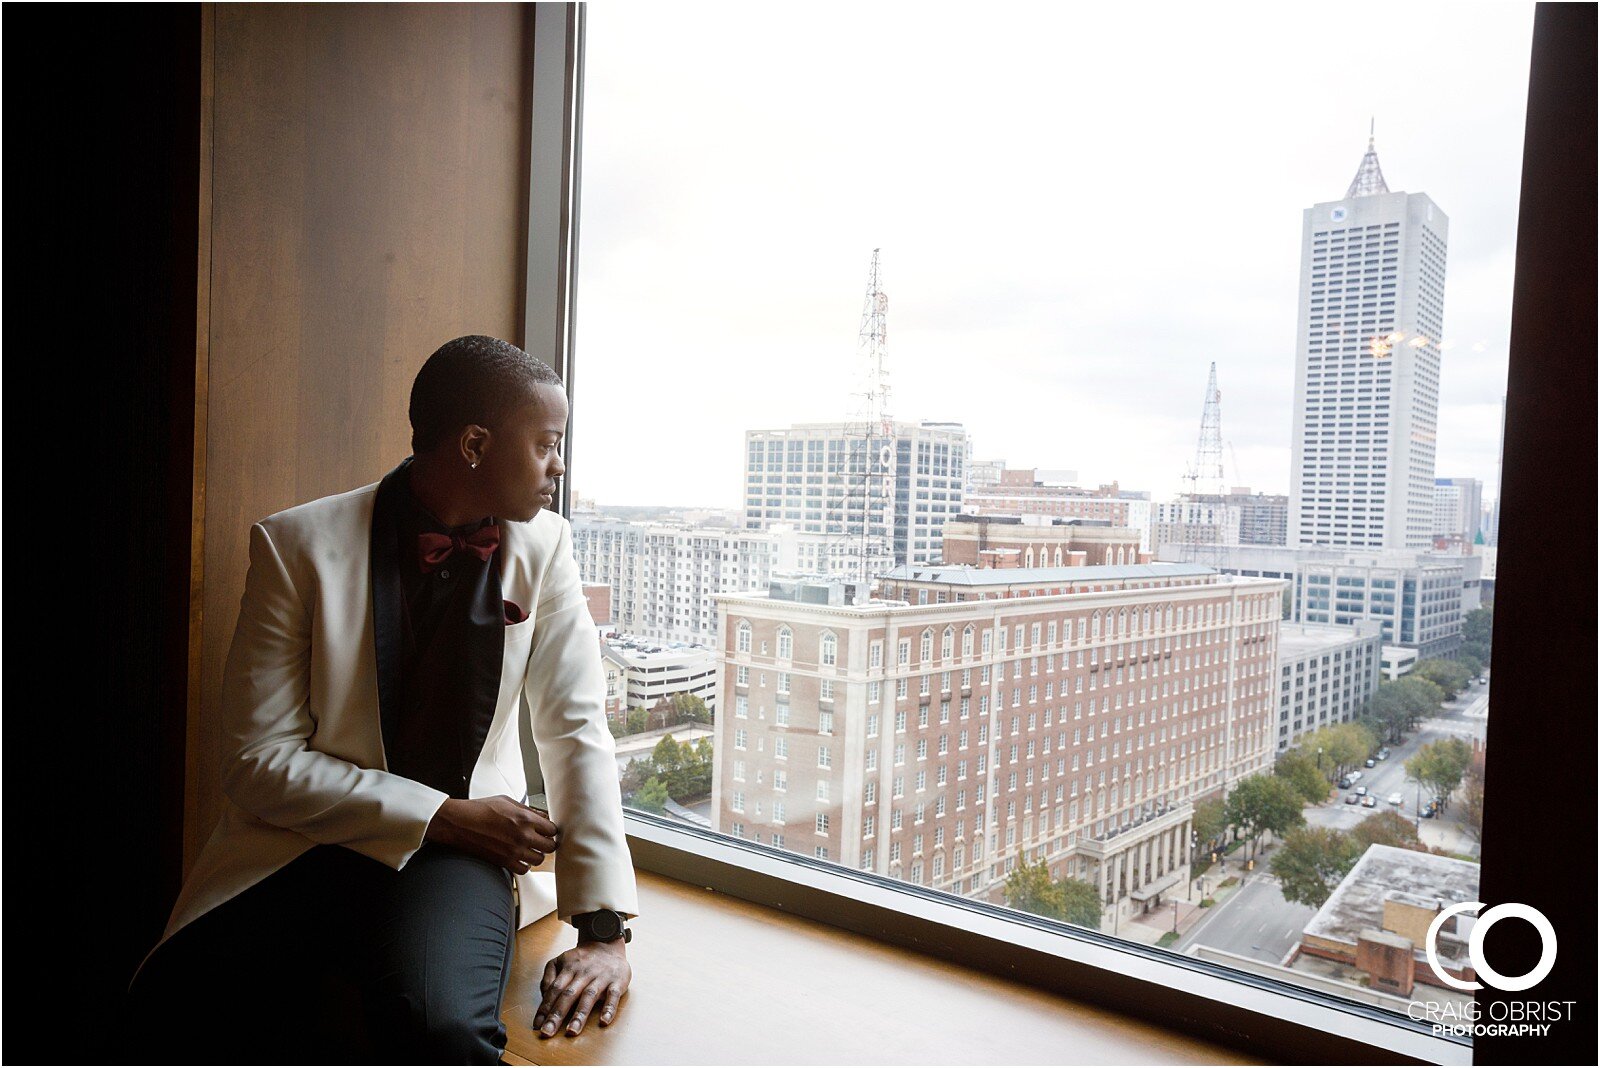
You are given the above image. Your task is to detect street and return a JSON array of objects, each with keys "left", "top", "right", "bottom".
[
  {"left": 1180, "top": 678, "right": 1487, "bottom": 962},
  {"left": 1303, "top": 678, "right": 1487, "bottom": 842},
  {"left": 1175, "top": 872, "right": 1315, "bottom": 963}
]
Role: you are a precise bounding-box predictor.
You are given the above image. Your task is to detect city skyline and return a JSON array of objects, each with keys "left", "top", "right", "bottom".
[{"left": 571, "top": 3, "right": 1532, "bottom": 511}]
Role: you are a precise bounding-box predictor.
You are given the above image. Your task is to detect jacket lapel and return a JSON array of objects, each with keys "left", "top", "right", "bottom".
[{"left": 370, "top": 458, "right": 411, "bottom": 764}]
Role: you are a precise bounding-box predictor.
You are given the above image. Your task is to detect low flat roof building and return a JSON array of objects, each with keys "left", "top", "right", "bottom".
[{"left": 1295, "top": 844, "right": 1480, "bottom": 1000}]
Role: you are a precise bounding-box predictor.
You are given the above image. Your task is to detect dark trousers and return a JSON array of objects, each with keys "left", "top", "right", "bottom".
[{"left": 126, "top": 843, "right": 517, "bottom": 1065}]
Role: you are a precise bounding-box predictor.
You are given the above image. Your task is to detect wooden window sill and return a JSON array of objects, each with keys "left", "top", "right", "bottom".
[{"left": 500, "top": 869, "right": 1257, "bottom": 1065}]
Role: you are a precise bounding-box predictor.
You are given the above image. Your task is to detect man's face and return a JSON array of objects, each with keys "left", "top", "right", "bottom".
[{"left": 480, "top": 382, "right": 568, "bottom": 522}]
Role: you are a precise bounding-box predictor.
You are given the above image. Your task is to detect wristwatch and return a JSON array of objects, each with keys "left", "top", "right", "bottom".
[{"left": 571, "top": 909, "right": 632, "bottom": 944}]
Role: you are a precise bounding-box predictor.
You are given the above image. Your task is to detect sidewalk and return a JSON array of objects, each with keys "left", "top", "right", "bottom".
[{"left": 1111, "top": 864, "right": 1247, "bottom": 947}]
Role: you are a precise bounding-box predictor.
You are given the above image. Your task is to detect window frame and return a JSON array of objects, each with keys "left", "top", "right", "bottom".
[{"left": 552, "top": 5, "right": 1574, "bottom": 1061}]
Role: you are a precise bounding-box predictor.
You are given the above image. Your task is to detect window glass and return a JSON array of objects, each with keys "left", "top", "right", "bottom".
[{"left": 578, "top": 3, "right": 1525, "bottom": 1035}]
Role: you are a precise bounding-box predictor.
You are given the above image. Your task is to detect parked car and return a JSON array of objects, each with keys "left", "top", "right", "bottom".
[
  {"left": 1421, "top": 802, "right": 1437, "bottom": 819},
  {"left": 1344, "top": 793, "right": 1360, "bottom": 805},
  {"left": 1361, "top": 795, "right": 1378, "bottom": 808},
  {"left": 1354, "top": 785, "right": 1368, "bottom": 796},
  {"left": 1387, "top": 793, "right": 1403, "bottom": 806},
  {"left": 1338, "top": 776, "right": 1352, "bottom": 790},
  {"left": 1348, "top": 770, "right": 1363, "bottom": 783},
  {"left": 1476, "top": 676, "right": 1487, "bottom": 685},
  {"left": 1364, "top": 758, "right": 1377, "bottom": 768},
  {"left": 1377, "top": 748, "right": 1390, "bottom": 760}
]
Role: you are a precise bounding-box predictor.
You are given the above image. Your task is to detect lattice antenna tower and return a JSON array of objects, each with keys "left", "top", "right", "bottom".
[
  {"left": 828, "top": 249, "right": 897, "bottom": 598},
  {"left": 1180, "top": 363, "right": 1227, "bottom": 564}
]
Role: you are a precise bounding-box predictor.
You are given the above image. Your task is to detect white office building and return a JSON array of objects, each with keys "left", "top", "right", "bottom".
[
  {"left": 572, "top": 516, "right": 776, "bottom": 647},
  {"left": 743, "top": 420, "right": 971, "bottom": 568},
  {"left": 1432, "top": 477, "right": 1484, "bottom": 543},
  {"left": 1158, "top": 543, "right": 1465, "bottom": 659},
  {"left": 1275, "top": 622, "right": 1383, "bottom": 751},
  {"left": 1289, "top": 135, "right": 1449, "bottom": 551}
]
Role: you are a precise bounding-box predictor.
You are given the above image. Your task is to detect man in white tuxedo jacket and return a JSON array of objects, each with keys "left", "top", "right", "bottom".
[{"left": 129, "top": 336, "right": 639, "bottom": 1063}]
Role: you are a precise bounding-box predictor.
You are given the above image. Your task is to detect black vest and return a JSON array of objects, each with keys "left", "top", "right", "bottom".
[{"left": 369, "top": 457, "right": 505, "bottom": 798}]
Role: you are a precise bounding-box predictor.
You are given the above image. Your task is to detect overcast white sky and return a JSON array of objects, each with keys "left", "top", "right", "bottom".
[{"left": 570, "top": 1, "right": 1534, "bottom": 511}]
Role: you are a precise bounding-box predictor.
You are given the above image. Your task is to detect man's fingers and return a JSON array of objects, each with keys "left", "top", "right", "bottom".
[
  {"left": 598, "top": 983, "right": 624, "bottom": 1027},
  {"left": 539, "top": 974, "right": 594, "bottom": 1037},
  {"left": 566, "top": 983, "right": 605, "bottom": 1036},
  {"left": 534, "top": 961, "right": 561, "bottom": 1029}
]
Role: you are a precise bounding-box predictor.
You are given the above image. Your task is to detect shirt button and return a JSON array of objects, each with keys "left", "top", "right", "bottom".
[{"left": 440, "top": 569, "right": 450, "bottom": 580}]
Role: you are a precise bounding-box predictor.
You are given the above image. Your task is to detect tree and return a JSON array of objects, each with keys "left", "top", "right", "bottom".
[
  {"left": 1302, "top": 722, "right": 1374, "bottom": 778},
  {"left": 1462, "top": 606, "right": 1494, "bottom": 648},
  {"left": 1405, "top": 737, "right": 1473, "bottom": 813},
  {"left": 1272, "top": 826, "right": 1361, "bottom": 908},
  {"left": 652, "top": 735, "right": 687, "bottom": 797},
  {"left": 1362, "top": 688, "right": 1412, "bottom": 745},
  {"left": 1390, "top": 676, "right": 1444, "bottom": 730},
  {"left": 1193, "top": 796, "right": 1227, "bottom": 853},
  {"left": 1003, "top": 854, "right": 1070, "bottom": 920},
  {"left": 1461, "top": 767, "right": 1486, "bottom": 843},
  {"left": 1224, "top": 775, "right": 1305, "bottom": 860},
  {"left": 671, "top": 692, "right": 712, "bottom": 725},
  {"left": 625, "top": 707, "right": 649, "bottom": 736},
  {"left": 632, "top": 776, "right": 670, "bottom": 814},
  {"left": 1002, "top": 855, "right": 1104, "bottom": 929},
  {"left": 619, "top": 757, "right": 652, "bottom": 798},
  {"left": 1455, "top": 652, "right": 1483, "bottom": 678},
  {"left": 1350, "top": 808, "right": 1424, "bottom": 852},
  {"left": 1058, "top": 878, "right": 1106, "bottom": 929},
  {"left": 1461, "top": 640, "right": 1492, "bottom": 666},
  {"left": 1275, "top": 748, "right": 1330, "bottom": 804},
  {"left": 1413, "top": 659, "right": 1471, "bottom": 699}
]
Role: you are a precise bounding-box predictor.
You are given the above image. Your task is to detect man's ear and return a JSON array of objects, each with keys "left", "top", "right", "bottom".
[{"left": 458, "top": 423, "right": 491, "bottom": 467}]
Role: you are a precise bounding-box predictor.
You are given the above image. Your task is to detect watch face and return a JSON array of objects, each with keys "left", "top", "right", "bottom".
[{"left": 593, "top": 911, "right": 622, "bottom": 939}]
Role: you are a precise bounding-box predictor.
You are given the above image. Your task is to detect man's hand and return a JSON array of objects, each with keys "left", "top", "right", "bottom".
[
  {"left": 534, "top": 940, "right": 631, "bottom": 1037},
  {"left": 424, "top": 795, "right": 559, "bottom": 874}
]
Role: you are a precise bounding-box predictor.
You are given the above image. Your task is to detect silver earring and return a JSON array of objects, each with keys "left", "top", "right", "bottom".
[{"left": 470, "top": 461, "right": 479, "bottom": 470}]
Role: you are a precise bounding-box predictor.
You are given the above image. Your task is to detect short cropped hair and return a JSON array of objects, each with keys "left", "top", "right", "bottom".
[{"left": 409, "top": 335, "right": 563, "bottom": 453}]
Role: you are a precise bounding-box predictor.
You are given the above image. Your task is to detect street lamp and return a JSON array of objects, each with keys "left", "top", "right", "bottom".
[
  {"left": 1172, "top": 900, "right": 1180, "bottom": 934},
  {"left": 1317, "top": 746, "right": 1324, "bottom": 771}
]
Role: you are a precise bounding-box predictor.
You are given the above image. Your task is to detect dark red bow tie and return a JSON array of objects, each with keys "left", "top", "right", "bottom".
[{"left": 417, "top": 525, "right": 500, "bottom": 574}]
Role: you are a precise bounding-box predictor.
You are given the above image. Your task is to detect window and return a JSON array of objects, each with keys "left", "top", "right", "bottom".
[
  {"left": 817, "top": 745, "right": 832, "bottom": 769},
  {"left": 584, "top": 9, "right": 1522, "bottom": 1055},
  {"left": 815, "top": 814, "right": 829, "bottom": 835}
]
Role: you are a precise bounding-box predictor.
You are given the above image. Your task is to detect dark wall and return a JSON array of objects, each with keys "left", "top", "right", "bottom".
[
  {"left": 1477, "top": 3, "right": 1597, "bottom": 1063},
  {"left": 3, "top": 5, "right": 202, "bottom": 1048}
]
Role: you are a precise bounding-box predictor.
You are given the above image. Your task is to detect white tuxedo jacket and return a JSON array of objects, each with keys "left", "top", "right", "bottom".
[{"left": 151, "top": 473, "right": 638, "bottom": 965}]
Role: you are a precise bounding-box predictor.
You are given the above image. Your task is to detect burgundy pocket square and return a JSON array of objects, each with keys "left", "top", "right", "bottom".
[{"left": 504, "top": 599, "right": 529, "bottom": 625}]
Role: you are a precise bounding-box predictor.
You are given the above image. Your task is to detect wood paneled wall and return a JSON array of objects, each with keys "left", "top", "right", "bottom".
[{"left": 187, "top": 3, "right": 536, "bottom": 867}]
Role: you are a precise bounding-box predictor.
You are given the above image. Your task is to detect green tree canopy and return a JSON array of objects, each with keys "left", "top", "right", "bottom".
[
  {"left": 1003, "top": 856, "right": 1105, "bottom": 929},
  {"left": 632, "top": 777, "right": 670, "bottom": 814},
  {"left": 1004, "top": 854, "right": 1069, "bottom": 920},
  {"left": 1271, "top": 826, "right": 1362, "bottom": 908},
  {"left": 1224, "top": 774, "right": 1306, "bottom": 859},
  {"left": 1462, "top": 606, "right": 1494, "bottom": 647},
  {"left": 1193, "top": 796, "right": 1227, "bottom": 851},
  {"left": 1350, "top": 808, "right": 1424, "bottom": 852},
  {"left": 1058, "top": 878, "right": 1106, "bottom": 929},
  {"left": 1404, "top": 737, "right": 1474, "bottom": 812},
  {"left": 1274, "top": 748, "right": 1330, "bottom": 804},
  {"left": 1412, "top": 659, "right": 1471, "bottom": 698},
  {"left": 670, "top": 692, "right": 712, "bottom": 724}
]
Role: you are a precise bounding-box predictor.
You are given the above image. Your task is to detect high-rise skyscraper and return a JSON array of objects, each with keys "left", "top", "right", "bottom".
[{"left": 1288, "top": 134, "right": 1449, "bottom": 550}]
